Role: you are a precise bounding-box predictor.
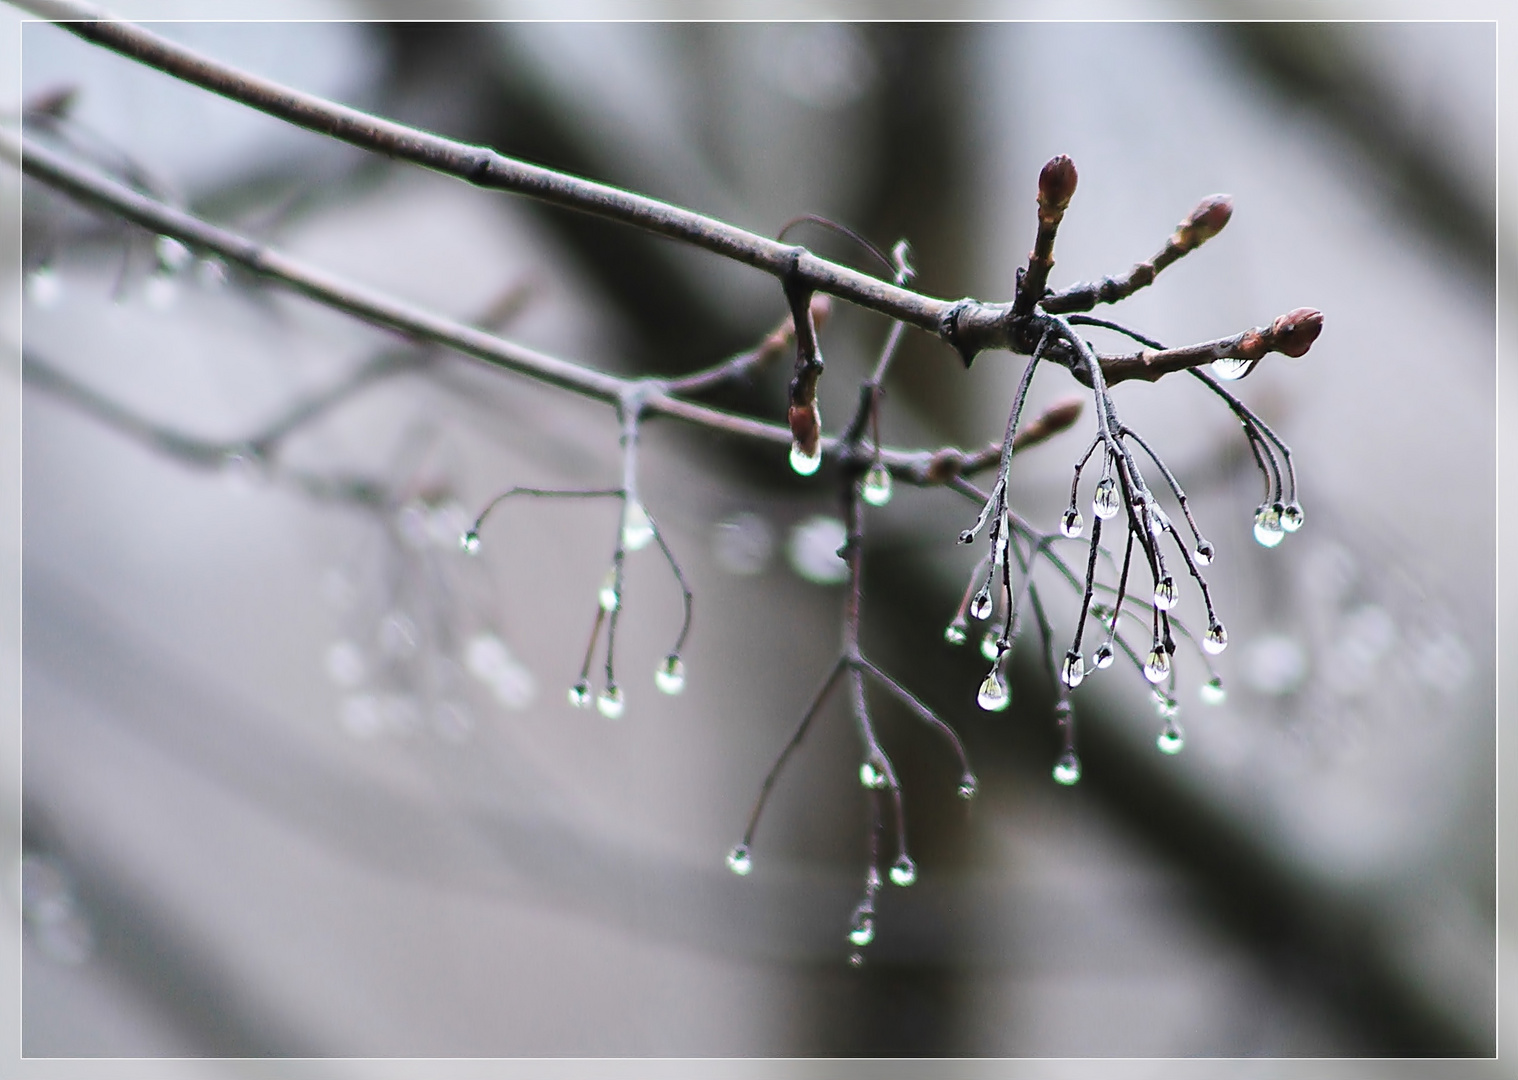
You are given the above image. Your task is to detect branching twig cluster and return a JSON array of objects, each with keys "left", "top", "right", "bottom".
[{"left": 13, "top": 6, "right": 1323, "bottom": 963}]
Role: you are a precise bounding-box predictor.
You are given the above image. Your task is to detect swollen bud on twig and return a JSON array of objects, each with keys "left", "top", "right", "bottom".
[
  {"left": 1267, "top": 308, "right": 1324, "bottom": 358},
  {"left": 1037, "top": 155, "right": 1078, "bottom": 217},
  {"left": 1174, "top": 194, "right": 1233, "bottom": 250}
]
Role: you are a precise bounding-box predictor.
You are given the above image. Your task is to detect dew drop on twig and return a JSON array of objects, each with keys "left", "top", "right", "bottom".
[
  {"left": 621, "top": 500, "right": 655, "bottom": 551},
  {"left": 1052, "top": 751, "right": 1082, "bottom": 786},
  {"left": 655, "top": 654, "right": 686, "bottom": 695},
  {"left": 862, "top": 462, "right": 893, "bottom": 507},
  {"left": 726, "top": 843, "right": 752, "bottom": 876},
  {"left": 977, "top": 669, "right": 1010, "bottom": 712}
]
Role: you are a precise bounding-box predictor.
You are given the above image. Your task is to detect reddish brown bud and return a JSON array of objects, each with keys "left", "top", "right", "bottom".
[
  {"left": 788, "top": 402, "right": 821, "bottom": 457},
  {"left": 1037, "top": 155, "right": 1078, "bottom": 214},
  {"left": 1178, "top": 194, "right": 1233, "bottom": 247},
  {"left": 1269, "top": 308, "right": 1323, "bottom": 358}
]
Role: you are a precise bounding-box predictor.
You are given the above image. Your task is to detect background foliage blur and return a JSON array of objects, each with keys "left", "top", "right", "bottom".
[{"left": 0, "top": 4, "right": 1507, "bottom": 1075}]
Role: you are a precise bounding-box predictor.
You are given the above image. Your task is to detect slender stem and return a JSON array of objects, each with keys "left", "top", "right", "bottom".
[{"left": 741, "top": 660, "right": 847, "bottom": 846}]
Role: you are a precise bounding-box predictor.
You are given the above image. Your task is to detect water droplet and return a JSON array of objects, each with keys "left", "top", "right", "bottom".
[
  {"left": 1156, "top": 722, "right": 1185, "bottom": 755},
  {"left": 621, "top": 500, "right": 655, "bottom": 551},
  {"left": 1061, "top": 650, "right": 1085, "bottom": 688},
  {"left": 655, "top": 654, "right": 686, "bottom": 695},
  {"left": 789, "top": 439, "right": 822, "bottom": 476},
  {"left": 858, "top": 760, "right": 887, "bottom": 789},
  {"left": 1253, "top": 504, "right": 1285, "bottom": 548},
  {"left": 1148, "top": 505, "right": 1172, "bottom": 536},
  {"left": 862, "top": 462, "right": 893, "bottom": 506},
  {"left": 1153, "top": 577, "right": 1177, "bottom": 611},
  {"left": 1203, "top": 622, "right": 1228, "bottom": 655},
  {"left": 1211, "top": 356, "right": 1258, "bottom": 381},
  {"left": 1093, "top": 642, "right": 1115, "bottom": 669},
  {"left": 980, "top": 630, "right": 1001, "bottom": 662},
  {"left": 1281, "top": 502, "right": 1305, "bottom": 532},
  {"left": 154, "top": 234, "right": 192, "bottom": 272},
  {"left": 27, "top": 265, "right": 62, "bottom": 308},
  {"left": 977, "top": 669, "right": 1010, "bottom": 712},
  {"left": 957, "top": 775, "right": 978, "bottom": 800},
  {"left": 568, "top": 679, "right": 592, "bottom": 708},
  {"left": 1052, "top": 751, "right": 1082, "bottom": 785},
  {"left": 889, "top": 855, "right": 917, "bottom": 887},
  {"left": 1144, "top": 647, "right": 1171, "bottom": 684},
  {"left": 787, "top": 516, "right": 849, "bottom": 584},
  {"left": 726, "top": 843, "right": 752, "bottom": 876},
  {"left": 598, "top": 567, "right": 620, "bottom": 611},
  {"left": 957, "top": 529, "right": 975, "bottom": 545},
  {"left": 460, "top": 530, "right": 481, "bottom": 554},
  {"left": 1152, "top": 691, "right": 1178, "bottom": 719},
  {"left": 1194, "top": 540, "right": 1215, "bottom": 566},
  {"left": 1060, "top": 506, "right": 1084, "bottom": 539},
  {"left": 970, "top": 589, "right": 992, "bottom": 621},
  {"left": 943, "top": 620, "right": 968, "bottom": 646},
  {"left": 1200, "top": 676, "right": 1227, "bottom": 705},
  {"left": 848, "top": 913, "right": 876, "bottom": 948},
  {"left": 1093, "top": 477, "right": 1120, "bottom": 519},
  {"left": 596, "top": 684, "right": 625, "bottom": 719},
  {"left": 849, "top": 951, "right": 865, "bottom": 968}
]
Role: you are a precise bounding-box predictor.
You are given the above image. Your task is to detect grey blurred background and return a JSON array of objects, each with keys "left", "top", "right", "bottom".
[{"left": 0, "top": 4, "right": 1506, "bottom": 1075}]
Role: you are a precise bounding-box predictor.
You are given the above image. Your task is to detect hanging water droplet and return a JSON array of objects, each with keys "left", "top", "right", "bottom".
[
  {"left": 1152, "top": 691, "right": 1178, "bottom": 720},
  {"left": 858, "top": 760, "right": 887, "bottom": 790},
  {"left": 460, "top": 530, "right": 481, "bottom": 555},
  {"left": 1211, "top": 356, "right": 1258, "bottom": 381},
  {"left": 789, "top": 439, "right": 822, "bottom": 476},
  {"left": 1093, "top": 641, "right": 1115, "bottom": 669},
  {"left": 957, "top": 775, "right": 978, "bottom": 800},
  {"left": 596, "top": 684, "right": 625, "bottom": 719},
  {"left": 1203, "top": 622, "right": 1228, "bottom": 655},
  {"left": 598, "top": 567, "right": 620, "bottom": 611},
  {"left": 958, "top": 529, "right": 975, "bottom": 545},
  {"left": 568, "top": 679, "right": 592, "bottom": 708},
  {"left": 977, "top": 669, "right": 1011, "bottom": 712},
  {"left": 970, "top": 589, "right": 993, "bottom": 621},
  {"left": 1200, "top": 676, "right": 1227, "bottom": 705},
  {"left": 1052, "top": 751, "right": 1082, "bottom": 786},
  {"left": 655, "top": 654, "right": 686, "bottom": 694},
  {"left": 1144, "top": 647, "right": 1171, "bottom": 683},
  {"left": 1093, "top": 477, "right": 1120, "bottom": 519},
  {"left": 726, "top": 843, "right": 753, "bottom": 876},
  {"left": 1061, "top": 650, "right": 1085, "bottom": 688},
  {"left": 1153, "top": 577, "right": 1177, "bottom": 611},
  {"left": 980, "top": 630, "right": 1001, "bottom": 662},
  {"left": 1281, "top": 502, "right": 1305, "bottom": 533},
  {"left": 621, "top": 500, "right": 655, "bottom": 551},
  {"left": 26, "top": 265, "right": 62, "bottom": 308},
  {"left": 943, "top": 619, "right": 968, "bottom": 646},
  {"left": 861, "top": 462, "right": 893, "bottom": 506},
  {"left": 154, "top": 234, "right": 192, "bottom": 272},
  {"left": 889, "top": 855, "right": 918, "bottom": 887},
  {"left": 1156, "top": 722, "right": 1185, "bottom": 754},
  {"left": 1060, "top": 506, "right": 1084, "bottom": 539},
  {"left": 1253, "top": 504, "right": 1285, "bottom": 548},
  {"left": 1194, "top": 540, "right": 1215, "bottom": 566},
  {"left": 848, "top": 912, "right": 876, "bottom": 947},
  {"left": 1148, "top": 505, "right": 1172, "bottom": 536}
]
